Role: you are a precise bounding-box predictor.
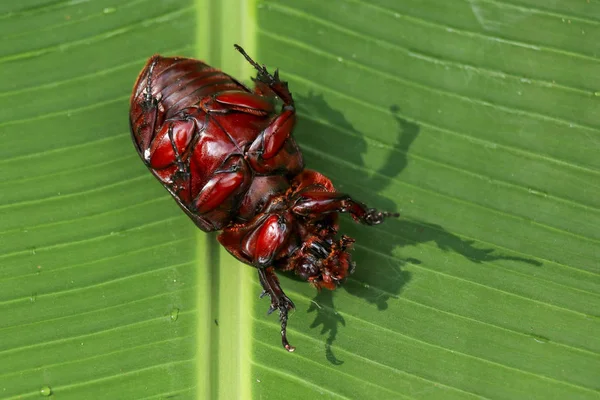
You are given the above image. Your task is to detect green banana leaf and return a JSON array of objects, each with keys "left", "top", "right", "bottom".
[{"left": 1, "top": 0, "right": 599, "bottom": 399}]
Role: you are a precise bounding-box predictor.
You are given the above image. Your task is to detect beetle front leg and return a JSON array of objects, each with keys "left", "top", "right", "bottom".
[
  {"left": 258, "top": 267, "right": 296, "bottom": 352},
  {"left": 292, "top": 191, "right": 399, "bottom": 225},
  {"left": 246, "top": 213, "right": 296, "bottom": 351}
]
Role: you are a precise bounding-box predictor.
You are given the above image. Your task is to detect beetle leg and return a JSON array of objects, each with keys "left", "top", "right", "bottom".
[
  {"left": 132, "top": 56, "right": 163, "bottom": 153},
  {"left": 234, "top": 45, "right": 298, "bottom": 162},
  {"left": 234, "top": 44, "right": 294, "bottom": 107},
  {"left": 166, "top": 124, "right": 193, "bottom": 195},
  {"left": 247, "top": 109, "right": 296, "bottom": 160},
  {"left": 292, "top": 191, "right": 399, "bottom": 225},
  {"left": 133, "top": 93, "right": 159, "bottom": 154},
  {"left": 252, "top": 214, "right": 292, "bottom": 266},
  {"left": 142, "top": 56, "right": 159, "bottom": 109},
  {"left": 193, "top": 156, "right": 249, "bottom": 213},
  {"left": 238, "top": 212, "right": 296, "bottom": 351},
  {"left": 258, "top": 267, "right": 296, "bottom": 352},
  {"left": 212, "top": 91, "right": 275, "bottom": 115},
  {"left": 147, "top": 119, "right": 195, "bottom": 169}
]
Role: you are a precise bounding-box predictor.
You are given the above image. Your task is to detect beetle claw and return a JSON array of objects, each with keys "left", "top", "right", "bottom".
[
  {"left": 262, "top": 292, "right": 296, "bottom": 351},
  {"left": 363, "top": 208, "right": 400, "bottom": 225},
  {"left": 273, "top": 295, "right": 296, "bottom": 352}
]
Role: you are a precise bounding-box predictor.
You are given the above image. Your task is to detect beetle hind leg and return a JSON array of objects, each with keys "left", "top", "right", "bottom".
[
  {"left": 258, "top": 267, "right": 296, "bottom": 352},
  {"left": 234, "top": 44, "right": 294, "bottom": 107},
  {"left": 142, "top": 56, "right": 160, "bottom": 109}
]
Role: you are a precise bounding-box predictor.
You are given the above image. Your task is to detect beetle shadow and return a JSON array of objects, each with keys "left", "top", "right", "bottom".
[
  {"left": 293, "top": 92, "right": 542, "bottom": 365},
  {"left": 293, "top": 93, "right": 415, "bottom": 364}
]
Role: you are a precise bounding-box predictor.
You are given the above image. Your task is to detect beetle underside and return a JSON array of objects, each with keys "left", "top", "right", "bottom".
[{"left": 129, "top": 45, "right": 398, "bottom": 352}]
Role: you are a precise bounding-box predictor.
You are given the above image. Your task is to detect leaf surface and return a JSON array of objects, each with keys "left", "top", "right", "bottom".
[{"left": 1, "top": 0, "right": 599, "bottom": 399}]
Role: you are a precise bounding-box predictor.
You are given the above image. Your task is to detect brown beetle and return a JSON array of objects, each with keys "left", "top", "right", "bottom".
[{"left": 129, "top": 45, "right": 398, "bottom": 351}]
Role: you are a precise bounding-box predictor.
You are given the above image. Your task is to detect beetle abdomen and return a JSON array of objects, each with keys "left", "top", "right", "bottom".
[{"left": 131, "top": 56, "right": 247, "bottom": 120}]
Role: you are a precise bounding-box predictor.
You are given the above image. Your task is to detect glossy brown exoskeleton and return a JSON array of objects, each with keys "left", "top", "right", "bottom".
[{"left": 129, "top": 45, "right": 398, "bottom": 351}]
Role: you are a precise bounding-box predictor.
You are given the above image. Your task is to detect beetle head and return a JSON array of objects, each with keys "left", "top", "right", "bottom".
[{"left": 292, "top": 235, "right": 356, "bottom": 290}]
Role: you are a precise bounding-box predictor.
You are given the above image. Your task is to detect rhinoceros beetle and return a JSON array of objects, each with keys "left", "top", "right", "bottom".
[{"left": 129, "top": 45, "right": 398, "bottom": 351}]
